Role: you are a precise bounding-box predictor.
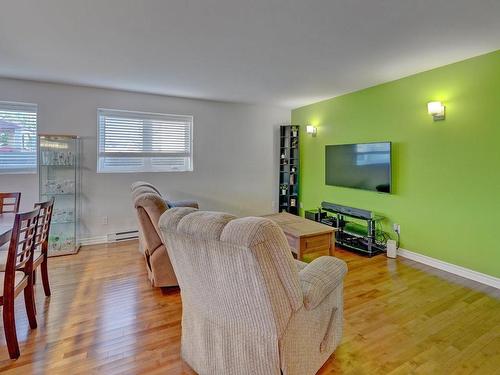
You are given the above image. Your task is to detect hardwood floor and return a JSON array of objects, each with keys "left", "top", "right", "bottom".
[{"left": 0, "top": 241, "right": 498, "bottom": 374}]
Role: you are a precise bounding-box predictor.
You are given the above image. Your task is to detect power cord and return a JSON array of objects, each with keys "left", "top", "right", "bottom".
[{"left": 375, "top": 220, "right": 389, "bottom": 246}]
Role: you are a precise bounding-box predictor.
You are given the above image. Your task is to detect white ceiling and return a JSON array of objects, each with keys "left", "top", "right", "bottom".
[{"left": 0, "top": 0, "right": 499, "bottom": 108}]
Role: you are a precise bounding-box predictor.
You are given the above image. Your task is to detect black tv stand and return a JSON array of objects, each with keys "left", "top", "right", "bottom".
[{"left": 318, "top": 201, "right": 386, "bottom": 257}]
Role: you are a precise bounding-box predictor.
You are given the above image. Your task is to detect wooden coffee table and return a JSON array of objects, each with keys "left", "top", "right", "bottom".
[{"left": 262, "top": 212, "right": 336, "bottom": 261}]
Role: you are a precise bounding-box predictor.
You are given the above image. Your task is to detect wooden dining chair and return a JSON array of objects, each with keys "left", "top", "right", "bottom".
[
  {"left": 33, "top": 199, "right": 55, "bottom": 296},
  {"left": 0, "top": 193, "right": 21, "bottom": 214},
  {"left": 0, "top": 208, "right": 39, "bottom": 359}
]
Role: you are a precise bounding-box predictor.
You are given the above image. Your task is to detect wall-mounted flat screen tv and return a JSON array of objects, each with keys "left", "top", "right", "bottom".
[{"left": 325, "top": 142, "right": 392, "bottom": 193}]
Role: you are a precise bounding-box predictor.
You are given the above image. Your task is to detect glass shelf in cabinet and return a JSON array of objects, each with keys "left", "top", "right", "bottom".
[{"left": 41, "top": 192, "right": 75, "bottom": 196}]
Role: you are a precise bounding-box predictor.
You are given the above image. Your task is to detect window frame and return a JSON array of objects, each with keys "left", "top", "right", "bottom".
[
  {"left": 0, "top": 100, "right": 38, "bottom": 175},
  {"left": 96, "top": 108, "right": 194, "bottom": 174}
]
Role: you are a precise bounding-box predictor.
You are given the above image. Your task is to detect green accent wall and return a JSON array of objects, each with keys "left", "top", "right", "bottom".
[{"left": 291, "top": 50, "right": 500, "bottom": 278}]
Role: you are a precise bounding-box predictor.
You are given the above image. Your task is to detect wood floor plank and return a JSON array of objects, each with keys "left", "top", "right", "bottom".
[{"left": 0, "top": 240, "right": 498, "bottom": 374}]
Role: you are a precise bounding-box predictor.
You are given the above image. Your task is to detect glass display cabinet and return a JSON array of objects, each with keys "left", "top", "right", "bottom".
[{"left": 38, "top": 134, "right": 81, "bottom": 256}]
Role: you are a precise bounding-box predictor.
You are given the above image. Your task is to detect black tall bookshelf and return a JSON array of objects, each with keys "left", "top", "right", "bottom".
[{"left": 279, "top": 125, "right": 299, "bottom": 215}]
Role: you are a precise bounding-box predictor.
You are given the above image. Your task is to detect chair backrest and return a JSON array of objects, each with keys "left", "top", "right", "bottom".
[
  {"left": 34, "top": 198, "right": 55, "bottom": 254},
  {"left": 3, "top": 208, "right": 40, "bottom": 295},
  {"left": 0, "top": 230, "right": 11, "bottom": 250},
  {"left": 159, "top": 208, "right": 304, "bottom": 337},
  {"left": 0, "top": 192, "right": 21, "bottom": 214},
  {"left": 131, "top": 181, "right": 161, "bottom": 193},
  {"left": 131, "top": 181, "right": 161, "bottom": 194},
  {"left": 131, "top": 181, "right": 163, "bottom": 201},
  {"left": 131, "top": 186, "right": 160, "bottom": 201},
  {"left": 134, "top": 192, "right": 168, "bottom": 254}
]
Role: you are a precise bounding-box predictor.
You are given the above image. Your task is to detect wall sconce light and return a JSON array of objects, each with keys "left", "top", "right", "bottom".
[
  {"left": 306, "top": 125, "right": 317, "bottom": 136},
  {"left": 427, "top": 101, "right": 445, "bottom": 121}
]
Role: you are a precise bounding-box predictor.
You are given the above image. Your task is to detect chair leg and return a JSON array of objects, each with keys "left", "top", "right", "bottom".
[
  {"left": 33, "top": 269, "right": 37, "bottom": 284},
  {"left": 3, "top": 300, "right": 20, "bottom": 359},
  {"left": 23, "top": 279, "right": 37, "bottom": 329},
  {"left": 41, "top": 257, "right": 51, "bottom": 297}
]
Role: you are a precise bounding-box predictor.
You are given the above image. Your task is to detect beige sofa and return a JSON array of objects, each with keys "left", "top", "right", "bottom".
[
  {"left": 131, "top": 182, "right": 198, "bottom": 287},
  {"left": 159, "top": 207, "right": 347, "bottom": 375}
]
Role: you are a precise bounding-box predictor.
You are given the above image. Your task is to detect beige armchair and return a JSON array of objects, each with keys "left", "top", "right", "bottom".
[
  {"left": 131, "top": 181, "right": 161, "bottom": 195},
  {"left": 159, "top": 207, "right": 348, "bottom": 375},
  {"left": 131, "top": 182, "right": 198, "bottom": 287},
  {"left": 131, "top": 181, "right": 199, "bottom": 209}
]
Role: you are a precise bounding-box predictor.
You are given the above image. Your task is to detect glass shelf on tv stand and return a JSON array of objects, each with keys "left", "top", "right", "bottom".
[{"left": 319, "top": 209, "right": 385, "bottom": 257}]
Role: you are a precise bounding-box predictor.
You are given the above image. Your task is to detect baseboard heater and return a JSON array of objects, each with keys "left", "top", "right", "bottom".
[{"left": 107, "top": 230, "right": 139, "bottom": 242}]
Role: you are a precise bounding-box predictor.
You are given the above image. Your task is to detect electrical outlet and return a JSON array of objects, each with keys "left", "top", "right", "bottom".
[
  {"left": 393, "top": 223, "right": 400, "bottom": 234},
  {"left": 102, "top": 216, "right": 108, "bottom": 225}
]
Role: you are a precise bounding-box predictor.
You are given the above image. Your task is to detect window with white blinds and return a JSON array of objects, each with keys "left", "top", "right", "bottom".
[
  {"left": 97, "top": 109, "right": 193, "bottom": 173},
  {"left": 0, "top": 101, "right": 38, "bottom": 174}
]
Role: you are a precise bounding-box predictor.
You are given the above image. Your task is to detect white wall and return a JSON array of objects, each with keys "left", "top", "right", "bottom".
[{"left": 0, "top": 78, "right": 290, "bottom": 241}]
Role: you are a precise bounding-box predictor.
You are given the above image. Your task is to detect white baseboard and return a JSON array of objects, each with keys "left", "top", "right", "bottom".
[
  {"left": 397, "top": 248, "right": 500, "bottom": 289},
  {"left": 80, "top": 232, "right": 139, "bottom": 247},
  {"left": 80, "top": 236, "right": 108, "bottom": 246}
]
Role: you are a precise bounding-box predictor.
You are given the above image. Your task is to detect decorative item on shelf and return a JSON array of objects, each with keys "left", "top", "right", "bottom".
[
  {"left": 291, "top": 166, "right": 296, "bottom": 173},
  {"left": 291, "top": 127, "right": 298, "bottom": 137},
  {"left": 291, "top": 137, "right": 298, "bottom": 148},
  {"left": 40, "top": 150, "right": 74, "bottom": 166},
  {"left": 280, "top": 184, "right": 288, "bottom": 195},
  {"left": 48, "top": 232, "right": 76, "bottom": 253},
  {"left": 427, "top": 101, "right": 445, "bottom": 121},
  {"left": 52, "top": 207, "right": 75, "bottom": 224},
  {"left": 289, "top": 174, "right": 295, "bottom": 185},
  {"left": 280, "top": 152, "right": 288, "bottom": 165},
  {"left": 44, "top": 179, "right": 75, "bottom": 194},
  {"left": 290, "top": 198, "right": 296, "bottom": 207}
]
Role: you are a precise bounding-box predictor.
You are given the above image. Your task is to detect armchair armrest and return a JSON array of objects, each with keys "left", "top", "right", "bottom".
[
  {"left": 300, "top": 256, "right": 347, "bottom": 310},
  {"left": 294, "top": 259, "right": 308, "bottom": 272},
  {"left": 166, "top": 200, "right": 199, "bottom": 209}
]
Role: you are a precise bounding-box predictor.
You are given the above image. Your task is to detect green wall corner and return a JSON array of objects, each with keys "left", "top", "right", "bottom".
[{"left": 291, "top": 50, "right": 500, "bottom": 278}]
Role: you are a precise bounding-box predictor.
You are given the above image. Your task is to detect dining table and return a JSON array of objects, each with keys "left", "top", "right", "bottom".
[{"left": 0, "top": 213, "right": 15, "bottom": 247}]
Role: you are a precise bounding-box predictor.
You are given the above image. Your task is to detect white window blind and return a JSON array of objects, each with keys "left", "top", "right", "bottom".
[
  {"left": 0, "top": 101, "right": 38, "bottom": 174},
  {"left": 97, "top": 109, "right": 193, "bottom": 173}
]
